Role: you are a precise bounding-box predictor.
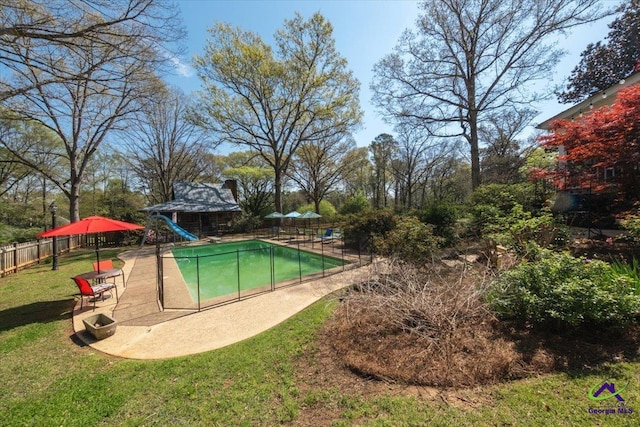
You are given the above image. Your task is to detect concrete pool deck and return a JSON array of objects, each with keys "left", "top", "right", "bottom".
[{"left": 71, "top": 241, "right": 377, "bottom": 359}]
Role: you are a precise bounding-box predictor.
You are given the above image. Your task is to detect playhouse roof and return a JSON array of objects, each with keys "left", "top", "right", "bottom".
[{"left": 142, "top": 182, "right": 241, "bottom": 213}]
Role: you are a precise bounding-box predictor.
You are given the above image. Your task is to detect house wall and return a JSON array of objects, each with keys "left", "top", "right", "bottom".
[{"left": 177, "top": 212, "right": 237, "bottom": 237}]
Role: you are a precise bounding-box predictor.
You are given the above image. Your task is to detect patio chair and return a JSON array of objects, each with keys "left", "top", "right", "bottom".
[
  {"left": 93, "top": 259, "right": 114, "bottom": 271},
  {"left": 319, "top": 228, "right": 333, "bottom": 241},
  {"left": 321, "top": 228, "right": 342, "bottom": 244},
  {"left": 92, "top": 259, "right": 125, "bottom": 287},
  {"left": 72, "top": 276, "right": 118, "bottom": 311}
]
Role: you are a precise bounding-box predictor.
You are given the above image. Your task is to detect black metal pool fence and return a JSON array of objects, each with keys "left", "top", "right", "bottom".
[{"left": 156, "top": 238, "right": 372, "bottom": 311}]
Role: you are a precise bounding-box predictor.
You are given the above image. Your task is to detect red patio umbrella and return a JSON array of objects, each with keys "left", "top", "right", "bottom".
[{"left": 38, "top": 216, "right": 143, "bottom": 269}]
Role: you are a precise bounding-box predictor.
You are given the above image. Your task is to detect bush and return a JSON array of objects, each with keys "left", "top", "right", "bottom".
[
  {"left": 298, "top": 200, "right": 337, "bottom": 220},
  {"left": 230, "top": 214, "right": 262, "bottom": 233},
  {"left": 495, "top": 206, "right": 568, "bottom": 254},
  {"left": 373, "top": 216, "right": 442, "bottom": 263},
  {"left": 339, "top": 192, "right": 369, "bottom": 215},
  {"left": 418, "top": 203, "right": 458, "bottom": 245},
  {"left": 619, "top": 214, "right": 640, "bottom": 245},
  {"left": 0, "top": 225, "right": 44, "bottom": 245},
  {"left": 472, "top": 201, "right": 567, "bottom": 254},
  {"left": 470, "top": 183, "right": 553, "bottom": 237},
  {"left": 471, "top": 182, "right": 549, "bottom": 214},
  {"left": 487, "top": 249, "right": 640, "bottom": 329},
  {"left": 471, "top": 184, "right": 521, "bottom": 214},
  {"left": 343, "top": 210, "right": 396, "bottom": 250}
]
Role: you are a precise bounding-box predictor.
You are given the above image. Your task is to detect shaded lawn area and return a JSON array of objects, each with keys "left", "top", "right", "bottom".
[{"left": 1, "top": 248, "right": 639, "bottom": 426}]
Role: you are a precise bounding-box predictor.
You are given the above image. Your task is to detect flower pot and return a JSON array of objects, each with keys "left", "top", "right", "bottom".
[{"left": 82, "top": 313, "right": 117, "bottom": 340}]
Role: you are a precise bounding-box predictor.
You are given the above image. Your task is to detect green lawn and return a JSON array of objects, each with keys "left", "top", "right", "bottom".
[{"left": 1, "top": 248, "right": 638, "bottom": 426}]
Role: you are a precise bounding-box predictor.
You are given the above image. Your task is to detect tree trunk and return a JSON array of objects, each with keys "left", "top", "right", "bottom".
[
  {"left": 274, "top": 171, "right": 282, "bottom": 214},
  {"left": 69, "top": 181, "right": 81, "bottom": 222},
  {"left": 469, "top": 111, "right": 481, "bottom": 190}
]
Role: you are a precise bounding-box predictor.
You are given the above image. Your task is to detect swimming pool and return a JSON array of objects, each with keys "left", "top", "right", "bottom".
[{"left": 170, "top": 240, "right": 346, "bottom": 301}]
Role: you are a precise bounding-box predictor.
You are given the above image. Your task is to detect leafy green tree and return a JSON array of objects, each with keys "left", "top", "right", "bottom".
[
  {"left": 223, "top": 152, "right": 275, "bottom": 219},
  {"left": 424, "top": 157, "right": 471, "bottom": 205},
  {"left": 336, "top": 146, "right": 372, "bottom": 201},
  {"left": 100, "top": 178, "right": 146, "bottom": 223},
  {"left": 0, "top": 116, "right": 66, "bottom": 227},
  {"left": 372, "top": 0, "right": 609, "bottom": 189},
  {"left": 192, "top": 12, "right": 362, "bottom": 215},
  {"left": 558, "top": 0, "right": 640, "bottom": 103}
]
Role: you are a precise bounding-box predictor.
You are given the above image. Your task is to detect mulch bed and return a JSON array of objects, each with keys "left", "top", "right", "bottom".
[{"left": 296, "top": 244, "right": 640, "bottom": 392}]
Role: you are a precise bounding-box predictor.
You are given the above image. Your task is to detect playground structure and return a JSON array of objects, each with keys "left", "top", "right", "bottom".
[{"left": 142, "top": 214, "right": 199, "bottom": 245}]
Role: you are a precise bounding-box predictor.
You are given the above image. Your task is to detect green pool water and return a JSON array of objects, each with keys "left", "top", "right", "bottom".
[{"left": 170, "top": 240, "right": 345, "bottom": 300}]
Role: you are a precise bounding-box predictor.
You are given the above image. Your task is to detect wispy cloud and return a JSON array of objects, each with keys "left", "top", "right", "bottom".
[{"left": 170, "top": 56, "right": 194, "bottom": 78}]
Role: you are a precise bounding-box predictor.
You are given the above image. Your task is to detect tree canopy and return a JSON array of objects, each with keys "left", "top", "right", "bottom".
[
  {"left": 191, "top": 12, "right": 362, "bottom": 214},
  {"left": 538, "top": 84, "right": 640, "bottom": 198},
  {"left": 0, "top": 0, "right": 184, "bottom": 221},
  {"left": 557, "top": 0, "right": 640, "bottom": 103},
  {"left": 0, "top": 0, "right": 184, "bottom": 102},
  {"left": 371, "top": 0, "right": 609, "bottom": 189}
]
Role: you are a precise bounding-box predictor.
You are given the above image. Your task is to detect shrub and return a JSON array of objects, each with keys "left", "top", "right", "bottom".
[
  {"left": 473, "top": 202, "right": 567, "bottom": 254},
  {"left": 619, "top": 214, "right": 640, "bottom": 245},
  {"left": 418, "top": 203, "right": 458, "bottom": 245},
  {"left": 343, "top": 210, "right": 396, "bottom": 250},
  {"left": 373, "top": 216, "right": 441, "bottom": 263},
  {"left": 230, "top": 214, "right": 262, "bottom": 233},
  {"left": 297, "top": 200, "right": 337, "bottom": 220},
  {"left": 471, "top": 184, "right": 521, "bottom": 214},
  {"left": 339, "top": 192, "right": 370, "bottom": 215},
  {"left": 471, "top": 182, "right": 549, "bottom": 214},
  {"left": 497, "top": 206, "right": 568, "bottom": 253},
  {"left": 470, "top": 183, "right": 553, "bottom": 236},
  {"left": 487, "top": 249, "right": 640, "bottom": 329},
  {"left": 607, "top": 258, "right": 640, "bottom": 296}
]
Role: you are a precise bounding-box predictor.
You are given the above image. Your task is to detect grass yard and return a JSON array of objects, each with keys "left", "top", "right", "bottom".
[{"left": 1, "top": 248, "right": 639, "bottom": 426}]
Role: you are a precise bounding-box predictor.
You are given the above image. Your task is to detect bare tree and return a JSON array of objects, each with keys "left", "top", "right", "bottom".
[
  {"left": 370, "top": 133, "right": 396, "bottom": 209},
  {"left": 0, "top": 2, "right": 184, "bottom": 221},
  {"left": 479, "top": 108, "right": 538, "bottom": 184},
  {"left": 391, "top": 124, "right": 452, "bottom": 210},
  {"left": 191, "top": 12, "right": 362, "bottom": 214},
  {"left": 371, "top": 0, "right": 611, "bottom": 189},
  {"left": 339, "top": 146, "right": 373, "bottom": 199},
  {"left": 121, "top": 86, "right": 213, "bottom": 204},
  {"left": 0, "top": 118, "right": 31, "bottom": 198},
  {"left": 0, "top": 0, "right": 184, "bottom": 101},
  {"left": 288, "top": 133, "right": 359, "bottom": 214}
]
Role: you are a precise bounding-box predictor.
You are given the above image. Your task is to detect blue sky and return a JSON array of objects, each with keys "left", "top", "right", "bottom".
[{"left": 166, "top": 0, "right": 619, "bottom": 148}]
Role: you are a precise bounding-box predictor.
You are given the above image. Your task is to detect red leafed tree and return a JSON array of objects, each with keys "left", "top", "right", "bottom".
[{"left": 539, "top": 84, "right": 640, "bottom": 199}]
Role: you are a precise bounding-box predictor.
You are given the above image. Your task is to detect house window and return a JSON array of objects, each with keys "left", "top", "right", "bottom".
[{"left": 604, "top": 167, "right": 615, "bottom": 181}]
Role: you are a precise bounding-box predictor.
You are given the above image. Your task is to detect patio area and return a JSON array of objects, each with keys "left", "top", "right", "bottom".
[{"left": 71, "top": 243, "right": 378, "bottom": 359}]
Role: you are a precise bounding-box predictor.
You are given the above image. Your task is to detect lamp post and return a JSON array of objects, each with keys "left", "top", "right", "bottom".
[{"left": 49, "top": 201, "right": 58, "bottom": 271}]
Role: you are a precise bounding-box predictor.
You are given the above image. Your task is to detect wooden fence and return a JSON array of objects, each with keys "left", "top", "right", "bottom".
[{"left": 0, "top": 236, "right": 84, "bottom": 277}]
